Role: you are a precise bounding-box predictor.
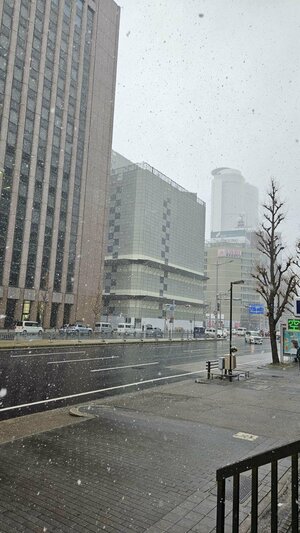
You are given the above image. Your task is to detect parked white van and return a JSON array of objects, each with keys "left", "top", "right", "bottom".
[
  {"left": 94, "top": 322, "right": 113, "bottom": 334},
  {"left": 14, "top": 321, "right": 44, "bottom": 335},
  {"left": 116, "top": 323, "right": 135, "bottom": 335},
  {"left": 205, "top": 328, "right": 227, "bottom": 338}
]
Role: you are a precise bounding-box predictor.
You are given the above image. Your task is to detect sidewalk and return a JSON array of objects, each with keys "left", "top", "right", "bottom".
[{"left": 0, "top": 359, "right": 299, "bottom": 532}]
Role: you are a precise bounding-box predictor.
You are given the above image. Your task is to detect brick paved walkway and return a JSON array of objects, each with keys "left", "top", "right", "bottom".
[{"left": 1, "top": 363, "right": 300, "bottom": 532}]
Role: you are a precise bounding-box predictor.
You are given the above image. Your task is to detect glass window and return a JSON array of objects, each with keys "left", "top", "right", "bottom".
[
  {"left": 32, "top": 36, "right": 41, "bottom": 52},
  {"left": 0, "top": 56, "right": 7, "bottom": 70},
  {"left": 39, "top": 127, "right": 47, "bottom": 142},
  {"left": 44, "top": 67, "right": 52, "bottom": 81},
  {"left": 0, "top": 32, "right": 10, "bottom": 49},
  {"left": 18, "top": 24, "right": 27, "bottom": 41},
  {"left": 9, "top": 109, "right": 18, "bottom": 125},
  {"left": 7, "top": 130, "right": 17, "bottom": 145},
  {"left": 14, "top": 65, "right": 23, "bottom": 82},
  {"left": 23, "top": 138, "right": 32, "bottom": 154},
  {"left": 28, "top": 76, "right": 38, "bottom": 91},
  {"left": 27, "top": 97, "right": 36, "bottom": 112},
  {"left": 24, "top": 118, "right": 34, "bottom": 134}
]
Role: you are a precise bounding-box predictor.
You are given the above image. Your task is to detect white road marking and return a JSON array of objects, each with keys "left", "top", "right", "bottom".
[
  {"left": 0, "top": 369, "right": 206, "bottom": 412},
  {"left": 47, "top": 356, "right": 118, "bottom": 365},
  {"left": 11, "top": 351, "right": 86, "bottom": 359},
  {"left": 233, "top": 432, "right": 258, "bottom": 442},
  {"left": 90, "top": 362, "right": 159, "bottom": 373}
]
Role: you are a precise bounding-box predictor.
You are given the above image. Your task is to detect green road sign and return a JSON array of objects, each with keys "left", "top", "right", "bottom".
[{"left": 288, "top": 319, "right": 300, "bottom": 331}]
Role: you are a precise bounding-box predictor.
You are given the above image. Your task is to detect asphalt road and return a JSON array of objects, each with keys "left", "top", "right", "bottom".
[{"left": 0, "top": 338, "right": 270, "bottom": 420}]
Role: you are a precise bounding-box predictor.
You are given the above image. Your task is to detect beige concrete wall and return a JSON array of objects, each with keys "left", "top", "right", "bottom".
[
  {"left": 75, "top": 0, "right": 120, "bottom": 325},
  {"left": 0, "top": 0, "right": 120, "bottom": 328}
]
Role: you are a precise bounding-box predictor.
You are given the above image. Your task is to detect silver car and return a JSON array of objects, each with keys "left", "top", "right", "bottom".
[
  {"left": 66, "top": 323, "right": 93, "bottom": 335},
  {"left": 245, "top": 331, "right": 263, "bottom": 344}
]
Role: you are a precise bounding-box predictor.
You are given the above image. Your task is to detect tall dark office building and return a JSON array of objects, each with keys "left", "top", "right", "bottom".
[{"left": 0, "top": 0, "right": 120, "bottom": 328}]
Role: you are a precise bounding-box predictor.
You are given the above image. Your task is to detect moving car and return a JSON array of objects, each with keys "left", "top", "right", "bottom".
[
  {"left": 66, "top": 323, "right": 93, "bottom": 335},
  {"left": 14, "top": 321, "right": 44, "bottom": 335},
  {"left": 236, "top": 327, "right": 247, "bottom": 336},
  {"left": 245, "top": 330, "right": 263, "bottom": 344}
]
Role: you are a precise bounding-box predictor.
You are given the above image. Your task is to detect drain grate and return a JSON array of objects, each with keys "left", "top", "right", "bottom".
[{"left": 226, "top": 474, "right": 252, "bottom": 503}]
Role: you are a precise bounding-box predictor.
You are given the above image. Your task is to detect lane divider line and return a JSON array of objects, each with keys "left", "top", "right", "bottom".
[
  {"left": 0, "top": 370, "right": 206, "bottom": 412},
  {"left": 47, "top": 356, "right": 119, "bottom": 365},
  {"left": 11, "top": 350, "right": 86, "bottom": 358},
  {"left": 90, "top": 362, "right": 159, "bottom": 373}
]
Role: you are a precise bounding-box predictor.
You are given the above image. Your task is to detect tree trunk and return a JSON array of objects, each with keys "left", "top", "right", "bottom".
[{"left": 269, "top": 317, "right": 279, "bottom": 364}]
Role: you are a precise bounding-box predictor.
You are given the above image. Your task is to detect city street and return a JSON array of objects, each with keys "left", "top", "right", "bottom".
[
  {"left": 0, "top": 338, "right": 269, "bottom": 420},
  {"left": 0, "top": 345, "right": 295, "bottom": 533}
]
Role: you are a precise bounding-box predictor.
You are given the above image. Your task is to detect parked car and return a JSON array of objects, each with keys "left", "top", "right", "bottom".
[
  {"left": 94, "top": 322, "right": 113, "bottom": 334},
  {"left": 116, "top": 323, "right": 136, "bottom": 335},
  {"left": 15, "top": 321, "right": 44, "bottom": 335},
  {"left": 145, "top": 326, "right": 163, "bottom": 337},
  {"left": 245, "top": 330, "right": 263, "bottom": 344},
  {"left": 205, "top": 328, "right": 227, "bottom": 338},
  {"left": 66, "top": 323, "right": 93, "bottom": 335},
  {"left": 193, "top": 326, "right": 205, "bottom": 338},
  {"left": 59, "top": 324, "right": 70, "bottom": 335}
]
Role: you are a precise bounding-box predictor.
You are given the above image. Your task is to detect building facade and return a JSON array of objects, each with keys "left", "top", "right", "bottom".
[
  {"left": 204, "top": 240, "right": 266, "bottom": 331},
  {"left": 0, "top": 0, "right": 120, "bottom": 328},
  {"left": 103, "top": 153, "right": 206, "bottom": 330},
  {"left": 211, "top": 167, "right": 258, "bottom": 240}
]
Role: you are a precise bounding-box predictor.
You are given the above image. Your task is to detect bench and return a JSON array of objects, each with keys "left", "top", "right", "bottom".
[
  {"left": 206, "top": 359, "right": 222, "bottom": 379},
  {"left": 204, "top": 359, "right": 250, "bottom": 381}
]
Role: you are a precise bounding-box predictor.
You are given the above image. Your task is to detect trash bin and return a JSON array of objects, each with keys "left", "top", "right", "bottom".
[
  {"left": 219, "top": 357, "right": 225, "bottom": 370},
  {"left": 224, "top": 355, "right": 237, "bottom": 370}
]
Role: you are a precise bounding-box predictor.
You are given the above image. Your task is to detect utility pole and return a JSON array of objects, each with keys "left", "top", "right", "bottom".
[{"left": 214, "top": 260, "right": 234, "bottom": 337}]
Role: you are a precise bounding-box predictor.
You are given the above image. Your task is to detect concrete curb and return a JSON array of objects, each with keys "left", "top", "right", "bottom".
[
  {"left": 69, "top": 406, "right": 95, "bottom": 419},
  {"left": 0, "top": 336, "right": 223, "bottom": 351}
]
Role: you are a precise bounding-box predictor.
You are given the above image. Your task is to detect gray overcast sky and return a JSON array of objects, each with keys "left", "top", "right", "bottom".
[{"left": 112, "top": 0, "right": 300, "bottom": 248}]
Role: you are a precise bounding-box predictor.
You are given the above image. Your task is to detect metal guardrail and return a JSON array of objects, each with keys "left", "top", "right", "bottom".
[
  {"left": 216, "top": 438, "right": 300, "bottom": 532},
  {"left": 0, "top": 331, "right": 199, "bottom": 342}
]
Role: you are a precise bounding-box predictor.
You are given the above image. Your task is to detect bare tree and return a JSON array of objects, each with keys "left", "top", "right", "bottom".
[
  {"left": 38, "top": 271, "right": 51, "bottom": 328},
  {"left": 91, "top": 288, "right": 103, "bottom": 324},
  {"left": 252, "top": 179, "right": 299, "bottom": 364}
]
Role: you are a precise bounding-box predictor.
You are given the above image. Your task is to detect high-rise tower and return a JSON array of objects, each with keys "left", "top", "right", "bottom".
[
  {"left": 0, "top": 0, "right": 120, "bottom": 328},
  {"left": 210, "top": 167, "right": 258, "bottom": 241}
]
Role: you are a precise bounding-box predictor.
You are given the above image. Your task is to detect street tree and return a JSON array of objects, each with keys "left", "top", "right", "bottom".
[
  {"left": 252, "top": 179, "right": 299, "bottom": 364},
  {"left": 92, "top": 287, "right": 103, "bottom": 323}
]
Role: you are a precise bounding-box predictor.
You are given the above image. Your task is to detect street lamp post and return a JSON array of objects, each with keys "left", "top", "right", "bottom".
[
  {"left": 215, "top": 260, "right": 234, "bottom": 337},
  {"left": 229, "top": 280, "right": 244, "bottom": 376}
]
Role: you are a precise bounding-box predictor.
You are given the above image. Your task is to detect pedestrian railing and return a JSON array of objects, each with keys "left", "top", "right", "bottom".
[
  {"left": 216, "top": 438, "right": 300, "bottom": 532},
  {"left": 0, "top": 331, "right": 199, "bottom": 342}
]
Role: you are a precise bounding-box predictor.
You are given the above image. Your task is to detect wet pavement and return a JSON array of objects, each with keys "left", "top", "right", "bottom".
[
  {"left": 1, "top": 350, "right": 299, "bottom": 532},
  {"left": 0, "top": 338, "right": 266, "bottom": 419}
]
